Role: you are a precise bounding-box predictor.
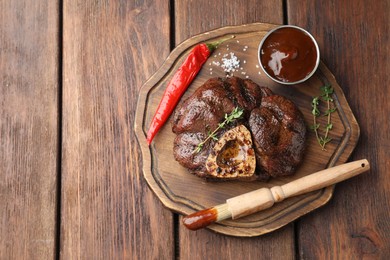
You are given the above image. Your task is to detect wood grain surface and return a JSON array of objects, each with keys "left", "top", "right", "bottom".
[
  {"left": 174, "top": 0, "right": 297, "bottom": 258},
  {"left": 0, "top": 1, "right": 59, "bottom": 259},
  {"left": 1, "top": 0, "right": 389, "bottom": 259},
  {"left": 288, "top": 1, "right": 390, "bottom": 258},
  {"left": 61, "top": 1, "right": 173, "bottom": 259}
]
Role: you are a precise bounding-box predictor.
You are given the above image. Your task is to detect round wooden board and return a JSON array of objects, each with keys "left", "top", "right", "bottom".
[{"left": 134, "top": 23, "right": 360, "bottom": 237}]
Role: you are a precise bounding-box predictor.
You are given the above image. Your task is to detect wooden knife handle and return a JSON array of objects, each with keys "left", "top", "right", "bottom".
[{"left": 226, "top": 159, "right": 369, "bottom": 219}]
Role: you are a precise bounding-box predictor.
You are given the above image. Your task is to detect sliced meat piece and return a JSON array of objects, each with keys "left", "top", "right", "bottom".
[
  {"left": 172, "top": 78, "right": 235, "bottom": 134},
  {"left": 249, "top": 95, "right": 306, "bottom": 177}
]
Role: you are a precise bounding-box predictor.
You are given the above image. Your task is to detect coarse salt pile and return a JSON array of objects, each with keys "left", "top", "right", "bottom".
[
  {"left": 209, "top": 43, "right": 261, "bottom": 77},
  {"left": 221, "top": 52, "right": 240, "bottom": 74}
]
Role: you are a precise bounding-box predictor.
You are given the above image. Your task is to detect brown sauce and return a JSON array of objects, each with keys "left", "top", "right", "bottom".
[
  {"left": 182, "top": 208, "right": 217, "bottom": 230},
  {"left": 260, "top": 27, "right": 317, "bottom": 83}
]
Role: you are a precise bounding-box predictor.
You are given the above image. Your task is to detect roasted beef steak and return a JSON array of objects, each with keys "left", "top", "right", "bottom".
[
  {"left": 249, "top": 95, "right": 306, "bottom": 177},
  {"left": 172, "top": 76, "right": 306, "bottom": 180}
]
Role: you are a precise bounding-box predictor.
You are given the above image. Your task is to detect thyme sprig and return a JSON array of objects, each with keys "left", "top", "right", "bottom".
[
  {"left": 310, "top": 84, "right": 337, "bottom": 150},
  {"left": 193, "top": 107, "right": 244, "bottom": 154}
]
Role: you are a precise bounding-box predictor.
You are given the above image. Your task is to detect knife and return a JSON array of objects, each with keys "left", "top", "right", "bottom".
[{"left": 182, "top": 159, "right": 369, "bottom": 230}]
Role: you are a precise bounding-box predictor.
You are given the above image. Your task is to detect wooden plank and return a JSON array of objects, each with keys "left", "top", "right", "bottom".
[
  {"left": 175, "top": 0, "right": 284, "bottom": 45},
  {"left": 288, "top": 1, "right": 390, "bottom": 258},
  {"left": 175, "top": 0, "right": 296, "bottom": 258},
  {"left": 0, "top": 0, "right": 59, "bottom": 259},
  {"left": 180, "top": 224, "right": 294, "bottom": 260},
  {"left": 61, "top": 1, "right": 173, "bottom": 259}
]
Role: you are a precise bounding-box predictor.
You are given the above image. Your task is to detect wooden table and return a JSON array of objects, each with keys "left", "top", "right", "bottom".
[{"left": 1, "top": 1, "right": 389, "bottom": 259}]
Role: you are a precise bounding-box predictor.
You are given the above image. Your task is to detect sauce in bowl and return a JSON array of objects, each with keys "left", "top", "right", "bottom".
[{"left": 259, "top": 26, "right": 319, "bottom": 84}]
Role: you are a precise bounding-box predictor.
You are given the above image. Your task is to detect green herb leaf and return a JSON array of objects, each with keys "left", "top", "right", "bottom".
[
  {"left": 322, "top": 96, "right": 333, "bottom": 102},
  {"left": 193, "top": 107, "right": 244, "bottom": 154},
  {"left": 193, "top": 144, "right": 203, "bottom": 154},
  {"left": 311, "top": 84, "right": 335, "bottom": 151},
  {"left": 324, "top": 107, "right": 337, "bottom": 115},
  {"left": 312, "top": 96, "right": 319, "bottom": 106},
  {"left": 320, "top": 85, "right": 333, "bottom": 95},
  {"left": 311, "top": 96, "right": 320, "bottom": 116},
  {"left": 319, "top": 136, "right": 331, "bottom": 145},
  {"left": 310, "top": 123, "right": 320, "bottom": 130},
  {"left": 312, "top": 108, "right": 320, "bottom": 116},
  {"left": 233, "top": 109, "right": 244, "bottom": 119}
]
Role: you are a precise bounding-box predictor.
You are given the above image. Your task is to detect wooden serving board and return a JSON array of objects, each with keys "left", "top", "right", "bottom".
[{"left": 134, "top": 23, "right": 360, "bottom": 237}]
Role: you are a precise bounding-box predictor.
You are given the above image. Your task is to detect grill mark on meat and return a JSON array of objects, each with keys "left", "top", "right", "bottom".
[
  {"left": 242, "top": 83, "right": 256, "bottom": 107},
  {"left": 228, "top": 77, "right": 250, "bottom": 111},
  {"left": 238, "top": 78, "right": 253, "bottom": 109},
  {"left": 222, "top": 79, "right": 239, "bottom": 109},
  {"left": 259, "top": 86, "right": 274, "bottom": 98}
]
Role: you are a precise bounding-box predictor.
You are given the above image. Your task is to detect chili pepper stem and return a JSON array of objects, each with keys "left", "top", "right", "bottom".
[{"left": 206, "top": 35, "right": 235, "bottom": 52}]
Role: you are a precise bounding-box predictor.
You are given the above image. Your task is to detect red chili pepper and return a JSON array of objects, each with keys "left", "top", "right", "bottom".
[{"left": 146, "top": 36, "right": 234, "bottom": 145}]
